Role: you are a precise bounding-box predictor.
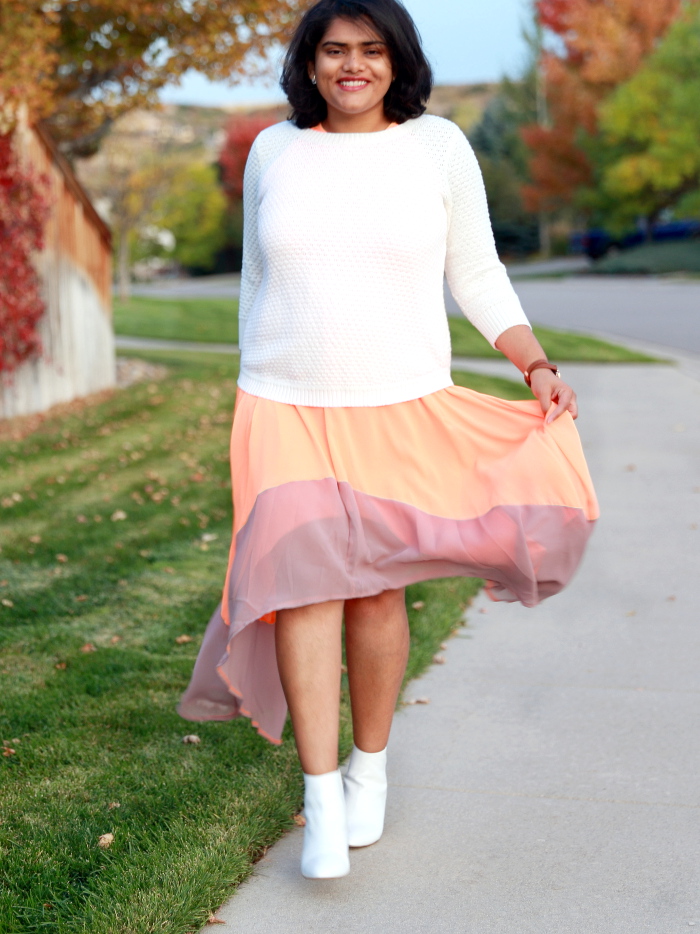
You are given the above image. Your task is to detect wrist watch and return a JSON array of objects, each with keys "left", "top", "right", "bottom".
[{"left": 523, "top": 359, "right": 560, "bottom": 387}]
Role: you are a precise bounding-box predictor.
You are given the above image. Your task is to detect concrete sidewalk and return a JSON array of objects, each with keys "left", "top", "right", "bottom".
[{"left": 206, "top": 359, "right": 700, "bottom": 933}]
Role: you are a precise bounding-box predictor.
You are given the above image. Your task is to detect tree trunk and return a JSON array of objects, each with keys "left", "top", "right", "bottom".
[
  {"left": 539, "top": 213, "right": 551, "bottom": 258},
  {"left": 118, "top": 232, "right": 130, "bottom": 302}
]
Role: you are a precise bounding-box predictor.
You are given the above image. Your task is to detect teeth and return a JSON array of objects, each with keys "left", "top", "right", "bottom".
[{"left": 340, "top": 80, "right": 368, "bottom": 87}]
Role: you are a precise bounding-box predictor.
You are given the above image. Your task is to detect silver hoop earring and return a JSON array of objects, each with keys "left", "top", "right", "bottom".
[{"left": 311, "top": 75, "right": 317, "bottom": 86}]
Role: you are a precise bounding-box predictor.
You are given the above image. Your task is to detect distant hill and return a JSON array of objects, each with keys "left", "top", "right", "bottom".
[{"left": 82, "top": 83, "right": 498, "bottom": 167}]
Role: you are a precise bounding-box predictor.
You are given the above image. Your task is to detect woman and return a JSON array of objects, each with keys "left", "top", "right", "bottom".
[{"left": 178, "top": 0, "right": 598, "bottom": 880}]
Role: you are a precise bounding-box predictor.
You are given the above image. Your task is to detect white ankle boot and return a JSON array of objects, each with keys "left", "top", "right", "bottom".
[
  {"left": 300, "top": 769, "right": 350, "bottom": 879},
  {"left": 343, "top": 745, "right": 388, "bottom": 848}
]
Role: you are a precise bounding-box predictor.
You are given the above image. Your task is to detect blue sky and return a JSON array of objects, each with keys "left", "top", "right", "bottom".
[{"left": 160, "top": 0, "right": 532, "bottom": 107}]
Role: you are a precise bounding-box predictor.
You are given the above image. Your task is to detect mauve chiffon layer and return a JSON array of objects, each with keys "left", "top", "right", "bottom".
[{"left": 177, "top": 386, "right": 599, "bottom": 743}]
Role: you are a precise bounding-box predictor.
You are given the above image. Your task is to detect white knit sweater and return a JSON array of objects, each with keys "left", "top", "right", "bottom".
[{"left": 237, "top": 115, "right": 530, "bottom": 407}]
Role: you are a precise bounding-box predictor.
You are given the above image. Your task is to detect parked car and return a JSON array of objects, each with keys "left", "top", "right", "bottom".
[{"left": 570, "top": 220, "right": 700, "bottom": 260}]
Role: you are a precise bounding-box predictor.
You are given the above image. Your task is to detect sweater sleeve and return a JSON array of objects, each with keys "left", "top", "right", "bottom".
[
  {"left": 444, "top": 130, "right": 531, "bottom": 347},
  {"left": 238, "top": 140, "right": 263, "bottom": 350}
]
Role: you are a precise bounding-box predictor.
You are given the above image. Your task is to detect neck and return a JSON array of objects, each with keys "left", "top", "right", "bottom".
[{"left": 322, "top": 103, "right": 392, "bottom": 134}]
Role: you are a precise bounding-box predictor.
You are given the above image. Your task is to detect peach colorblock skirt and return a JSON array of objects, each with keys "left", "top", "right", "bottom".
[{"left": 177, "top": 386, "right": 599, "bottom": 743}]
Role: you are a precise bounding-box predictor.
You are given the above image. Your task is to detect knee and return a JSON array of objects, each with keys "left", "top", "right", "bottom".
[{"left": 347, "top": 588, "right": 406, "bottom": 620}]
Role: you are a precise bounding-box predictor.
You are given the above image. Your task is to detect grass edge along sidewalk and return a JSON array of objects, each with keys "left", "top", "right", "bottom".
[
  {"left": 0, "top": 349, "right": 522, "bottom": 934},
  {"left": 113, "top": 295, "right": 660, "bottom": 363}
]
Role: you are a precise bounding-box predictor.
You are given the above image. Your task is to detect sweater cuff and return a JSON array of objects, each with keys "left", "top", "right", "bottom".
[{"left": 468, "top": 299, "right": 532, "bottom": 349}]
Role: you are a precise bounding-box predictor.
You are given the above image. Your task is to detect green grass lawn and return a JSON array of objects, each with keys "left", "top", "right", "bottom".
[
  {"left": 0, "top": 350, "right": 507, "bottom": 934},
  {"left": 113, "top": 296, "right": 240, "bottom": 344},
  {"left": 591, "top": 239, "right": 700, "bottom": 276},
  {"left": 113, "top": 296, "right": 657, "bottom": 362},
  {"left": 448, "top": 316, "right": 658, "bottom": 362}
]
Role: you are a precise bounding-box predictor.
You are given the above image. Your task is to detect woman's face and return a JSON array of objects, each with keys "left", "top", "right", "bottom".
[{"left": 310, "top": 17, "right": 394, "bottom": 123}]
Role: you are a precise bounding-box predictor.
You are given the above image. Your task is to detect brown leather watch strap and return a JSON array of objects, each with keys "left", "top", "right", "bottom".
[{"left": 523, "top": 359, "right": 561, "bottom": 387}]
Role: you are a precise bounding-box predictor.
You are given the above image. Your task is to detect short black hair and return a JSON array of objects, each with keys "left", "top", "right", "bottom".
[{"left": 281, "top": 0, "right": 433, "bottom": 129}]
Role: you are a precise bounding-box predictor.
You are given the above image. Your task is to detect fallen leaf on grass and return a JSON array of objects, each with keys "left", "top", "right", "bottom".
[
  {"left": 139, "top": 550, "right": 152, "bottom": 559},
  {"left": 107, "top": 801, "right": 121, "bottom": 810},
  {"left": 75, "top": 595, "right": 88, "bottom": 602},
  {"left": 207, "top": 915, "right": 226, "bottom": 925},
  {"left": 293, "top": 814, "right": 306, "bottom": 826},
  {"left": 405, "top": 697, "right": 430, "bottom": 705},
  {"left": 80, "top": 643, "right": 97, "bottom": 653},
  {"left": 2, "top": 747, "right": 16, "bottom": 756},
  {"left": 201, "top": 533, "right": 218, "bottom": 543},
  {"left": 183, "top": 734, "right": 201, "bottom": 744},
  {"left": 432, "top": 654, "right": 446, "bottom": 665},
  {"left": 163, "top": 567, "right": 175, "bottom": 574},
  {"left": 111, "top": 510, "right": 127, "bottom": 522},
  {"left": 29, "top": 535, "right": 41, "bottom": 544},
  {"left": 97, "top": 833, "right": 114, "bottom": 848},
  {"left": 76, "top": 515, "right": 87, "bottom": 523},
  {"left": 56, "top": 554, "right": 68, "bottom": 563},
  {"left": 110, "top": 635, "right": 122, "bottom": 644},
  {"left": 440, "top": 643, "right": 448, "bottom": 650},
  {"left": 1, "top": 599, "right": 13, "bottom": 608},
  {"left": 55, "top": 662, "right": 67, "bottom": 670},
  {"left": 175, "top": 634, "right": 193, "bottom": 644},
  {"left": 411, "top": 600, "right": 425, "bottom": 610}
]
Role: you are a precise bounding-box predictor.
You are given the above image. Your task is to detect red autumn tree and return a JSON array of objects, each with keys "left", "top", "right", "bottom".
[
  {"left": 522, "top": 0, "right": 683, "bottom": 214},
  {"left": 219, "top": 116, "right": 279, "bottom": 203},
  {"left": 0, "top": 134, "right": 50, "bottom": 374}
]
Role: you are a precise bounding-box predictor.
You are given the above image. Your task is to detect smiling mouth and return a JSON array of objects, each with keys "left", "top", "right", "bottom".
[{"left": 337, "top": 79, "right": 369, "bottom": 90}]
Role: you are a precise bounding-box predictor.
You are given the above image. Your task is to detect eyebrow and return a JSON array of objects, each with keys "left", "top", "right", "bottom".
[{"left": 320, "top": 39, "right": 386, "bottom": 48}]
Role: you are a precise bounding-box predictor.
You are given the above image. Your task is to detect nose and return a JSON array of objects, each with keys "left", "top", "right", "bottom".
[{"left": 342, "top": 50, "right": 363, "bottom": 73}]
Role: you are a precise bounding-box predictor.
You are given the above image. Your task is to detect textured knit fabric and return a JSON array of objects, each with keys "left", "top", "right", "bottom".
[
  {"left": 237, "top": 115, "right": 531, "bottom": 407},
  {"left": 177, "top": 386, "right": 599, "bottom": 743}
]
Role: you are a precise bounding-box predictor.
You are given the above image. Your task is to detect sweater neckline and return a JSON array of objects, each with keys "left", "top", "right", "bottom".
[
  {"left": 305, "top": 120, "right": 411, "bottom": 142},
  {"left": 311, "top": 121, "right": 399, "bottom": 133}
]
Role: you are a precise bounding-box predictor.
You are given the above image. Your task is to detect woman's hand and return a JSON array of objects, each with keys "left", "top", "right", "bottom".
[{"left": 529, "top": 368, "right": 578, "bottom": 423}]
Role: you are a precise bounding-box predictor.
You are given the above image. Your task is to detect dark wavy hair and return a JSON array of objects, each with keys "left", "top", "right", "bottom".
[{"left": 281, "top": 0, "right": 433, "bottom": 129}]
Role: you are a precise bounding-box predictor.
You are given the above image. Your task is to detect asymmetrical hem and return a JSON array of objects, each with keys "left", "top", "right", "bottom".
[{"left": 177, "top": 386, "right": 599, "bottom": 744}]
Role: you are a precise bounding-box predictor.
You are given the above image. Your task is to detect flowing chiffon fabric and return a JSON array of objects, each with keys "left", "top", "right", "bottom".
[{"left": 177, "top": 385, "right": 598, "bottom": 743}]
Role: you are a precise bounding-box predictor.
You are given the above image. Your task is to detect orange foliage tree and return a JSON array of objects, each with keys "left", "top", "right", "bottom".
[
  {"left": 1, "top": 0, "right": 301, "bottom": 158},
  {"left": 522, "top": 0, "right": 682, "bottom": 214}
]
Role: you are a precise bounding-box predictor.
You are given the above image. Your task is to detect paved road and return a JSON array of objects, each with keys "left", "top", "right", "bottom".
[
  {"left": 206, "top": 356, "right": 700, "bottom": 933},
  {"left": 128, "top": 273, "right": 241, "bottom": 300},
  {"left": 128, "top": 272, "right": 699, "bottom": 354},
  {"left": 445, "top": 277, "right": 700, "bottom": 354}
]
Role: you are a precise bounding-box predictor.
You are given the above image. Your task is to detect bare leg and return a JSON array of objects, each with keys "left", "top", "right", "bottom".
[
  {"left": 344, "top": 588, "right": 410, "bottom": 752},
  {"left": 275, "top": 599, "right": 344, "bottom": 775}
]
